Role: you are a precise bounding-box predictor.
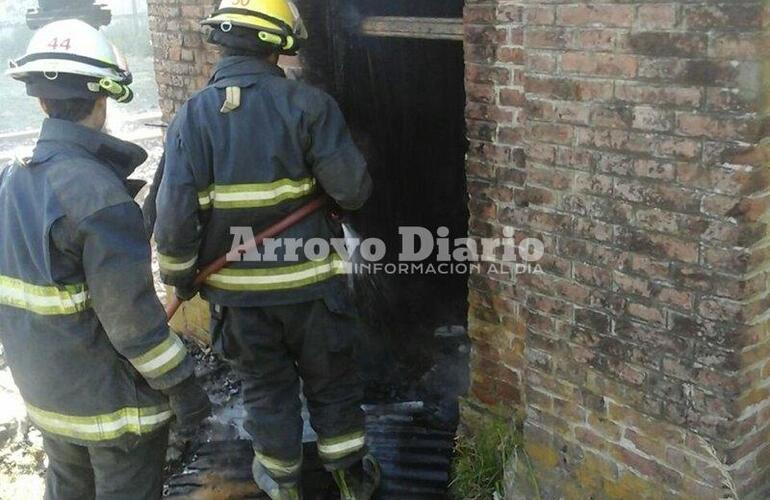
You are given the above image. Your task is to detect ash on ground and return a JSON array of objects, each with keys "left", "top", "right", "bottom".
[{"left": 0, "top": 345, "right": 46, "bottom": 500}]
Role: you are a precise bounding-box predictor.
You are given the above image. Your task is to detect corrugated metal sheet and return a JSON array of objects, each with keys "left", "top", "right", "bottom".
[
  {"left": 165, "top": 402, "right": 454, "bottom": 499},
  {"left": 365, "top": 402, "right": 454, "bottom": 499}
]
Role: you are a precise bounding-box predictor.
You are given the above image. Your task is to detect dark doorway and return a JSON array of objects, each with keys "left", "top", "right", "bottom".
[
  {"left": 300, "top": 2, "right": 470, "bottom": 496},
  {"left": 301, "top": 0, "right": 468, "bottom": 400}
]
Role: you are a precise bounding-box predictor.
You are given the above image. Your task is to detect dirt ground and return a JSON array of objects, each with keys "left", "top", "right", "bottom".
[{"left": 0, "top": 346, "right": 46, "bottom": 500}]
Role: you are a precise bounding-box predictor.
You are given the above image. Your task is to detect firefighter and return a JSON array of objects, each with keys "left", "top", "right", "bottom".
[
  {"left": 153, "top": 1, "right": 378, "bottom": 498},
  {"left": 0, "top": 20, "right": 210, "bottom": 500}
]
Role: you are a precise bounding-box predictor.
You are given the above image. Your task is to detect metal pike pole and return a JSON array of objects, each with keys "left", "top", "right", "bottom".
[{"left": 165, "top": 195, "right": 329, "bottom": 320}]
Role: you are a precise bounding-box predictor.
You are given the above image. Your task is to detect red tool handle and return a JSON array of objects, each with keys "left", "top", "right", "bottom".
[{"left": 165, "top": 195, "right": 329, "bottom": 320}]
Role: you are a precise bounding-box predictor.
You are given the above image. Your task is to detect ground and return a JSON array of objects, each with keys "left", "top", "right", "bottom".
[{"left": 0, "top": 345, "right": 46, "bottom": 500}]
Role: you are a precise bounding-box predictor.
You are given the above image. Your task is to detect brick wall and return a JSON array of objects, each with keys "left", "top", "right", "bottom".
[
  {"left": 146, "top": 0, "right": 770, "bottom": 496},
  {"left": 146, "top": 1, "right": 217, "bottom": 122},
  {"left": 463, "top": 1, "right": 770, "bottom": 498}
]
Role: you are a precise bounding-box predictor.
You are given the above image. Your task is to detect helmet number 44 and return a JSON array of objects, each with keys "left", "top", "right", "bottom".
[{"left": 48, "top": 38, "right": 72, "bottom": 51}]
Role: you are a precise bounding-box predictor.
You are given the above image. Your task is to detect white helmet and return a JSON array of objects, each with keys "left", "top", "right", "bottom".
[{"left": 7, "top": 19, "right": 133, "bottom": 102}]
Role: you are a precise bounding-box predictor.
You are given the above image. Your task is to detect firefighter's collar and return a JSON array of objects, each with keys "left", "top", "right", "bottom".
[
  {"left": 32, "top": 118, "right": 148, "bottom": 180},
  {"left": 211, "top": 56, "right": 286, "bottom": 84}
]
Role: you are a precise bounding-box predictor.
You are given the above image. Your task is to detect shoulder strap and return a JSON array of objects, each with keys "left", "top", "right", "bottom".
[{"left": 220, "top": 86, "right": 242, "bottom": 114}]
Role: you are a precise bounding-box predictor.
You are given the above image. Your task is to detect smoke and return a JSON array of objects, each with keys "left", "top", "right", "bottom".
[{"left": 335, "top": 2, "right": 364, "bottom": 35}]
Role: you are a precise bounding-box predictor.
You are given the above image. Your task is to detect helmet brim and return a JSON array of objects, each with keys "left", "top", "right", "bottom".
[
  {"left": 7, "top": 59, "right": 129, "bottom": 83},
  {"left": 202, "top": 13, "right": 308, "bottom": 41}
]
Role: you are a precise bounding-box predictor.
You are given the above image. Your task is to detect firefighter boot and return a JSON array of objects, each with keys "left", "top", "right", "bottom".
[
  {"left": 252, "top": 459, "right": 303, "bottom": 500},
  {"left": 331, "top": 454, "right": 381, "bottom": 500}
]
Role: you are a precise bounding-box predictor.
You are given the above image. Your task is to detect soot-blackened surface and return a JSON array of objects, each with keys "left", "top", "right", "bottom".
[
  {"left": 348, "top": 0, "right": 463, "bottom": 18},
  {"left": 338, "top": 24, "right": 469, "bottom": 402}
]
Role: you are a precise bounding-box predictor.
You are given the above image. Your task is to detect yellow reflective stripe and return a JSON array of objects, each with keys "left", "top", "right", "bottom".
[
  {"left": 317, "top": 431, "right": 367, "bottom": 461},
  {"left": 0, "top": 275, "right": 90, "bottom": 316},
  {"left": 197, "top": 178, "right": 317, "bottom": 210},
  {"left": 130, "top": 333, "right": 187, "bottom": 379},
  {"left": 254, "top": 451, "right": 302, "bottom": 477},
  {"left": 206, "top": 255, "right": 346, "bottom": 292},
  {"left": 26, "top": 403, "right": 172, "bottom": 442},
  {"left": 157, "top": 252, "right": 197, "bottom": 273},
  {"left": 198, "top": 188, "right": 213, "bottom": 209}
]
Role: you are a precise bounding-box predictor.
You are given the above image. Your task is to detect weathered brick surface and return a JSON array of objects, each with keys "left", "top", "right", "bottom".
[
  {"left": 146, "top": 0, "right": 218, "bottom": 121},
  {"left": 148, "top": 0, "right": 770, "bottom": 497},
  {"left": 464, "top": 0, "right": 770, "bottom": 498}
]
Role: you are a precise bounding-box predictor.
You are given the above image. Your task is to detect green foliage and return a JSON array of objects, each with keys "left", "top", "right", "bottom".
[{"left": 450, "top": 419, "right": 522, "bottom": 500}]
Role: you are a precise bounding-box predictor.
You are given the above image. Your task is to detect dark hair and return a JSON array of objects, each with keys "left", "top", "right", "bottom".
[{"left": 40, "top": 98, "right": 98, "bottom": 122}]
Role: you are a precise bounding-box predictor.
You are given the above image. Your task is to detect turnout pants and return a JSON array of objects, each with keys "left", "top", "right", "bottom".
[
  {"left": 210, "top": 292, "right": 367, "bottom": 488},
  {"left": 42, "top": 427, "right": 169, "bottom": 500}
]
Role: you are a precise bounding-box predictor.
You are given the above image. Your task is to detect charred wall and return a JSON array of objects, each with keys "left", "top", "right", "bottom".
[{"left": 296, "top": 0, "right": 470, "bottom": 398}]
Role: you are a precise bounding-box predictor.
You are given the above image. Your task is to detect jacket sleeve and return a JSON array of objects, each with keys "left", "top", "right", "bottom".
[
  {"left": 154, "top": 117, "right": 204, "bottom": 289},
  {"left": 142, "top": 153, "right": 165, "bottom": 238},
  {"left": 79, "top": 202, "right": 194, "bottom": 391},
  {"left": 304, "top": 93, "right": 373, "bottom": 211}
]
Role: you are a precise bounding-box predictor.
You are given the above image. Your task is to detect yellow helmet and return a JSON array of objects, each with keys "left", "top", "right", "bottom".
[{"left": 202, "top": 0, "right": 308, "bottom": 54}]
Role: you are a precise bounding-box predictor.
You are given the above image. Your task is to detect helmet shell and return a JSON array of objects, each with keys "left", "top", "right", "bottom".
[
  {"left": 202, "top": 0, "right": 308, "bottom": 50},
  {"left": 7, "top": 19, "right": 131, "bottom": 84}
]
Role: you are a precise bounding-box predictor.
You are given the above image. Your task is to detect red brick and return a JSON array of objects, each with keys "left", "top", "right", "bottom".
[
  {"left": 615, "top": 83, "right": 703, "bottom": 108},
  {"left": 524, "top": 6, "right": 555, "bottom": 26},
  {"left": 557, "top": 4, "right": 635, "bottom": 28},
  {"left": 627, "top": 302, "right": 666, "bottom": 325},
  {"left": 632, "top": 107, "right": 673, "bottom": 132},
  {"left": 464, "top": 5, "right": 496, "bottom": 24},
  {"left": 683, "top": 4, "right": 764, "bottom": 30},
  {"left": 625, "top": 32, "right": 707, "bottom": 58},
  {"left": 526, "top": 51, "right": 557, "bottom": 73},
  {"left": 528, "top": 123, "right": 574, "bottom": 145},
  {"left": 571, "top": 29, "right": 616, "bottom": 51},
  {"left": 466, "top": 83, "right": 496, "bottom": 104},
  {"left": 636, "top": 4, "right": 678, "bottom": 30},
  {"left": 711, "top": 34, "right": 759, "bottom": 60},
  {"left": 499, "top": 88, "right": 525, "bottom": 107},
  {"left": 562, "top": 52, "right": 638, "bottom": 78},
  {"left": 525, "top": 28, "right": 568, "bottom": 49}
]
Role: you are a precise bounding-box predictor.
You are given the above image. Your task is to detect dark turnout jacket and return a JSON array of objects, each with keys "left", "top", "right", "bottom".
[
  {"left": 154, "top": 56, "right": 372, "bottom": 307},
  {"left": 0, "top": 119, "right": 193, "bottom": 447}
]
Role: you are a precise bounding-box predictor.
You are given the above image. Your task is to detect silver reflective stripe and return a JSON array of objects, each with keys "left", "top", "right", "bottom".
[
  {"left": 317, "top": 432, "right": 367, "bottom": 461},
  {"left": 206, "top": 255, "right": 346, "bottom": 292},
  {"left": 254, "top": 450, "right": 302, "bottom": 478},
  {"left": 198, "top": 191, "right": 213, "bottom": 209},
  {"left": 157, "top": 253, "right": 197, "bottom": 273},
  {"left": 26, "top": 403, "right": 173, "bottom": 442},
  {"left": 130, "top": 333, "right": 187, "bottom": 380},
  {"left": 197, "top": 178, "right": 317, "bottom": 210},
  {"left": 0, "top": 275, "right": 90, "bottom": 316}
]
